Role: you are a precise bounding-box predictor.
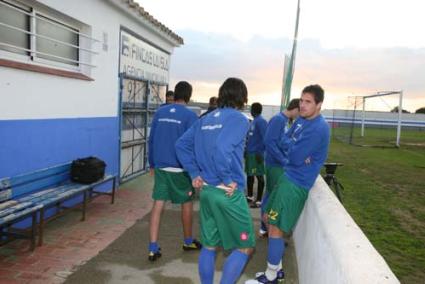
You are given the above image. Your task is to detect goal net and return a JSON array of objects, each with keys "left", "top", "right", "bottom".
[{"left": 332, "top": 91, "right": 403, "bottom": 147}]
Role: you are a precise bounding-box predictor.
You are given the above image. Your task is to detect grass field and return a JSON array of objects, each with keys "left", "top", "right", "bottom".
[
  {"left": 326, "top": 136, "right": 425, "bottom": 283},
  {"left": 333, "top": 126, "right": 425, "bottom": 147}
]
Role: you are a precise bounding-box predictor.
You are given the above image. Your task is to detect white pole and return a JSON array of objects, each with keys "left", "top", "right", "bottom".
[
  {"left": 396, "top": 91, "right": 403, "bottom": 147},
  {"left": 361, "top": 97, "right": 366, "bottom": 137}
]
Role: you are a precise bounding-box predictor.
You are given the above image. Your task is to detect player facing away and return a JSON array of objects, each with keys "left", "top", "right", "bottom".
[
  {"left": 246, "top": 85, "right": 330, "bottom": 283},
  {"left": 147, "top": 81, "right": 202, "bottom": 262},
  {"left": 259, "top": 99, "right": 300, "bottom": 237},
  {"left": 245, "top": 102, "right": 268, "bottom": 208},
  {"left": 176, "top": 78, "right": 255, "bottom": 284}
]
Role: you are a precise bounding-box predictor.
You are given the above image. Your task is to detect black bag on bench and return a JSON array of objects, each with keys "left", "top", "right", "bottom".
[{"left": 71, "top": 157, "right": 106, "bottom": 184}]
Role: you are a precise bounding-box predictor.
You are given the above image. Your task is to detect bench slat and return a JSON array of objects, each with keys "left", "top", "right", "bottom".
[
  {"left": 0, "top": 163, "right": 71, "bottom": 190},
  {"left": 0, "top": 202, "right": 34, "bottom": 219},
  {"left": 0, "top": 204, "right": 42, "bottom": 226},
  {"left": 11, "top": 172, "right": 70, "bottom": 199}
]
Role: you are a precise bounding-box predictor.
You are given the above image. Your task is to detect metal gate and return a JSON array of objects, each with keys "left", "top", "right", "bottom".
[{"left": 118, "top": 74, "right": 167, "bottom": 183}]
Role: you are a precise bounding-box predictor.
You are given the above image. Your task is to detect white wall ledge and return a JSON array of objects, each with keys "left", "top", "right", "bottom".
[{"left": 293, "top": 176, "right": 399, "bottom": 284}]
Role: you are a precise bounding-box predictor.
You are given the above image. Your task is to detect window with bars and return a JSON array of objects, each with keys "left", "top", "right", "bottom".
[{"left": 0, "top": 0, "right": 97, "bottom": 72}]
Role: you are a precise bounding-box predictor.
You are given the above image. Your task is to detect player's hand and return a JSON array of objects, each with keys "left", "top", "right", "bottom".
[
  {"left": 255, "top": 154, "right": 263, "bottom": 164},
  {"left": 224, "top": 182, "right": 237, "bottom": 197},
  {"left": 192, "top": 176, "right": 204, "bottom": 190},
  {"left": 149, "top": 168, "right": 154, "bottom": 176}
]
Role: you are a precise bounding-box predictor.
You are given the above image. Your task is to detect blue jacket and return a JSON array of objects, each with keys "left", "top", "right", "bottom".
[
  {"left": 264, "top": 112, "right": 290, "bottom": 167},
  {"left": 281, "top": 115, "right": 330, "bottom": 190},
  {"left": 148, "top": 104, "right": 198, "bottom": 168},
  {"left": 175, "top": 108, "right": 250, "bottom": 191},
  {"left": 246, "top": 115, "right": 267, "bottom": 154}
]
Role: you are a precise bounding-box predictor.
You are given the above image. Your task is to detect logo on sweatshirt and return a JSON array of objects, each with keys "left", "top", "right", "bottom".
[
  {"left": 170, "top": 108, "right": 176, "bottom": 113},
  {"left": 214, "top": 111, "right": 220, "bottom": 117},
  {"left": 268, "top": 209, "right": 279, "bottom": 221},
  {"left": 240, "top": 232, "right": 249, "bottom": 241}
]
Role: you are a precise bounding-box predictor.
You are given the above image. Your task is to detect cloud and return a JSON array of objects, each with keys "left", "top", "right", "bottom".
[{"left": 169, "top": 30, "right": 425, "bottom": 112}]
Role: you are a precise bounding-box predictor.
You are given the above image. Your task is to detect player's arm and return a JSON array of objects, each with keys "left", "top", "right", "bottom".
[
  {"left": 213, "top": 115, "right": 249, "bottom": 187},
  {"left": 265, "top": 117, "right": 286, "bottom": 163},
  {"left": 287, "top": 127, "right": 328, "bottom": 166},
  {"left": 175, "top": 120, "right": 202, "bottom": 180},
  {"left": 148, "top": 113, "right": 158, "bottom": 169}
]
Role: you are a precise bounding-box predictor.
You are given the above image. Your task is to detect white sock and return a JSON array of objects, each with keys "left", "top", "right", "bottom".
[
  {"left": 265, "top": 262, "right": 279, "bottom": 280},
  {"left": 278, "top": 260, "right": 282, "bottom": 270}
]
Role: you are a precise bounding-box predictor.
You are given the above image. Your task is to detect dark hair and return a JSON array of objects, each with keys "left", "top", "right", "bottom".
[
  {"left": 302, "top": 84, "right": 324, "bottom": 104},
  {"left": 217, "top": 78, "right": 248, "bottom": 109},
  {"left": 165, "top": 90, "right": 174, "bottom": 98},
  {"left": 209, "top": 96, "right": 218, "bottom": 106},
  {"left": 287, "top": 98, "right": 300, "bottom": 110},
  {"left": 251, "top": 102, "right": 262, "bottom": 115},
  {"left": 174, "top": 81, "right": 192, "bottom": 103}
]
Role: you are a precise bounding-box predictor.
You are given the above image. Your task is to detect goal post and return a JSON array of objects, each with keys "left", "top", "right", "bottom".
[{"left": 360, "top": 91, "right": 403, "bottom": 147}]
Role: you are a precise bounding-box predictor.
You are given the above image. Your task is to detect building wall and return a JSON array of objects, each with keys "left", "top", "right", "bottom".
[
  {"left": 293, "top": 177, "right": 399, "bottom": 284},
  {"left": 0, "top": 0, "right": 177, "bottom": 177}
]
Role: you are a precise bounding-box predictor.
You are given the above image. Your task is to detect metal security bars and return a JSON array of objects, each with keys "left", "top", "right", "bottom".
[
  {"left": 0, "top": 0, "right": 98, "bottom": 69},
  {"left": 118, "top": 73, "right": 167, "bottom": 183}
]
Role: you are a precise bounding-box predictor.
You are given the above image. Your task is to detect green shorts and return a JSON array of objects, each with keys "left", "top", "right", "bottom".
[
  {"left": 245, "top": 153, "right": 265, "bottom": 176},
  {"left": 265, "top": 165, "right": 284, "bottom": 194},
  {"left": 152, "top": 169, "right": 194, "bottom": 204},
  {"left": 200, "top": 185, "right": 256, "bottom": 250},
  {"left": 266, "top": 175, "right": 308, "bottom": 233}
]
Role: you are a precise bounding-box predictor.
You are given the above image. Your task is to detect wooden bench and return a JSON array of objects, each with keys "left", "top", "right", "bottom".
[{"left": 0, "top": 162, "right": 116, "bottom": 250}]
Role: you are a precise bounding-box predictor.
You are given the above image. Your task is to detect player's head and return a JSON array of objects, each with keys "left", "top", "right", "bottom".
[
  {"left": 217, "top": 78, "right": 248, "bottom": 110},
  {"left": 250, "top": 102, "right": 262, "bottom": 117},
  {"left": 174, "top": 81, "right": 193, "bottom": 103},
  {"left": 209, "top": 96, "right": 218, "bottom": 108},
  {"left": 286, "top": 98, "right": 300, "bottom": 120},
  {"left": 165, "top": 90, "right": 174, "bottom": 104},
  {"left": 300, "top": 84, "right": 324, "bottom": 119}
]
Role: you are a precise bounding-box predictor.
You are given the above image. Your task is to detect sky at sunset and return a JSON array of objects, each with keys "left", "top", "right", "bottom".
[{"left": 137, "top": 0, "right": 425, "bottom": 112}]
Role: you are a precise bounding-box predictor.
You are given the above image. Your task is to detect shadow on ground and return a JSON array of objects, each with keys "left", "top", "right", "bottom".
[{"left": 65, "top": 201, "right": 298, "bottom": 284}]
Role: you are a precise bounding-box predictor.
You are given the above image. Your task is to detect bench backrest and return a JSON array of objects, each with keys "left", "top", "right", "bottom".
[{"left": 0, "top": 163, "right": 72, "bottom": 202}]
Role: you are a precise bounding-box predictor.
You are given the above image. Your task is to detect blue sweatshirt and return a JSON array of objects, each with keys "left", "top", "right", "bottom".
[
  {"left": 148, "top": 104, "right": 198, "bottom": 168},
  {"left": 246, "top": 115, "right": 267, "bottom": 154},
  {"left": 264, "top": 112, "right": 290, "bottom": 167},
  {"left": 280, "top": 115, "right": 330, "bottom": 190},
  {"left": 175, "top": 108, "right": 250, "bottom": 191}
]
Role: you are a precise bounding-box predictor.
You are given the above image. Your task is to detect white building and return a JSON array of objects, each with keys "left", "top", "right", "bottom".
[{"left": 0, "top": 0, "right": 183, "bottom": 181}]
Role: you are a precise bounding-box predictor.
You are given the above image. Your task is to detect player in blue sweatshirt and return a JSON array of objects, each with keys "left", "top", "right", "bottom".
[
  {"left": 247, "top": 85, "right": 330, "bottom": 284},
  {"left": 176, "top": 78, "right": 255, "bottom": 284},
  {"left": 245, "top": 102, "right": 268, "bottom": 208},
  {"left": 147, "top": 81, "right": 201, "bottom": 262},
  {"left": 259, "top": 99, "right": 299, "bottom": 237}
]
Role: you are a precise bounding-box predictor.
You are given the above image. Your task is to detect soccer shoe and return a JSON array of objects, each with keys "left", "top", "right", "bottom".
[
  {"left": 245, "top": 273, "right": 279, "bottom": 284},
  {"left": 258, "top": 228, "right": 268, "bottom": 238},
  {"left": 246, "top": 196, "right": 255, "bottom": 202},
  {"left": 148, "top": 247, "right": 162, "bottom": 262},
  {"left": 182, "top": 239, "right": 202, "bottom": 251},
  {"left": 252, "top": 270, "right": 285, "bottom": 283}
]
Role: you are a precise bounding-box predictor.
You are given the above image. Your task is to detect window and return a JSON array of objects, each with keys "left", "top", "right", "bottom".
[
  {"left": 0, "top": 0, "right": 30, "bottom": 55},
  {"left": 36, "top": 15, "right": 79, "bottom": 66},
  {"left": 0, "top": 0, "right": 96, "bottom": 73}
]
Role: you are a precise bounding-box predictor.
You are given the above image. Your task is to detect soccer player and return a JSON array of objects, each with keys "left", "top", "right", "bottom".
[
  {"left": 245, "top": 103, "right": 268, "bottom": 208},
  {"left": 147, "top": 81, "right": 201, "bottom": 262},
  {"left": 160, "top": 90, "right": 175, "bottom": 107},
  {"left": 247, "top": 85, "right": 330, "bottom": 283},
  {"left": 176, "top": 78, "right": 255, "bottom": 284},
  {"left": 259, "top": 99, "right": 300, "bottom": 237}
]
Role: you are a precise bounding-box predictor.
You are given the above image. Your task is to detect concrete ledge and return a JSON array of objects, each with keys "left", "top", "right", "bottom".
[{"left": 293, "top": 176, "right": 399, "bottom": 284}]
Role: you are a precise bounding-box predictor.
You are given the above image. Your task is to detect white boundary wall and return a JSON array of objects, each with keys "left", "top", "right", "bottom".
[{"left": 293, "top": 176, "right": 400, "bottom": 284}]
